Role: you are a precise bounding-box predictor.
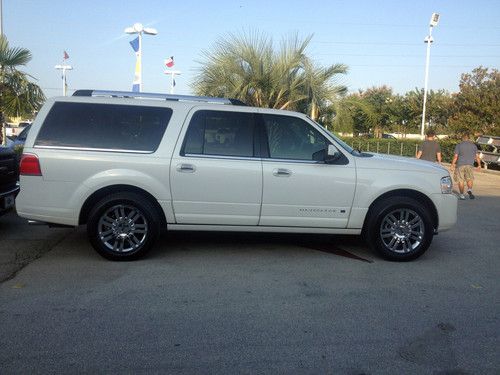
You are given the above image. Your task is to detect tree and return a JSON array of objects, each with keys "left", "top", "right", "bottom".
[
  {"left": 0, "top": 35, "right": 45, "bottom": 121},
  {"left": 331, "top": 93, "right": 377, "bottom": 135},
  {"left": 192, "top": 32, "right": 347, "bottom": 120},
  {"left": 359, "top": 86, "right": 397, "bottom": 137},
  {"left": 448, "top": 67, "right": 499, "bottom": 137}
]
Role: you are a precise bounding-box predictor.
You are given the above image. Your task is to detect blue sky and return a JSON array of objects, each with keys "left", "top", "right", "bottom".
[{"left": 5, "top": 0, "right": 500, "bottom": 98}]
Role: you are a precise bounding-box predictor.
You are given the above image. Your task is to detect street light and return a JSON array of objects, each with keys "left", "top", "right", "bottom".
[
  {"left": 421, "top": 13, "right": 440, "bottom": 139},
  {"left": 124, "top": 23, "right": 157, "bottom": 92}
]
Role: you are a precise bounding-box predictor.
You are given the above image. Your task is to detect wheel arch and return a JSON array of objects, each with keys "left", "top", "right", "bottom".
[
  {"left": 362, "top": 189, "right": 438, "bottom": 234},
  {"left": 79, "top": 184, "right": 167, "bottom": 226}
]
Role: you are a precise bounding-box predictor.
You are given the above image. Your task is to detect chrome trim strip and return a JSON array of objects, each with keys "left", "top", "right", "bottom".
[
  {"left": 183, "top": 153, "right": 261, "bottom": 161},
  {"left": 262, "top": 158, "right": 320, "bottom": 164},
  {"left": 183, "top": 153, "right": 321, "bottom": 164},
  {"left": 33, "top": 145, "right": 153, "bottom": 154},
  {"left": 0, "top": 186, "right": 20, "bottom": 197}
]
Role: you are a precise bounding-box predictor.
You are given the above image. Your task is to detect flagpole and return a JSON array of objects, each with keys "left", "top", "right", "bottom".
[
  {"left": 55, "top": 64, "right": 72, "bottom": 96},
  {"left": 138, "top": 31, "right": 142, "bottom": 92},
  {"left": 164, "top": 70, "right": 181, "bottom": 94},
  {"left": 125, "top": 23, "right": 157, "bottom": 93}
]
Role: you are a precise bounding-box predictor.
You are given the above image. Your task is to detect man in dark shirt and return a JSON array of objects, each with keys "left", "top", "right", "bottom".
[
  {"left": 451, "top": 134, "right": 481, "bottom": 200},
  {"left": 416, "top": 129, "right": 442, "bottom": 163}
]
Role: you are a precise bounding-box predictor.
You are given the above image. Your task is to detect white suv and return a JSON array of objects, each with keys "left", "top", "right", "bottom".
[{"left": 16, "top": 90, "right": 457, "bottom": 261}]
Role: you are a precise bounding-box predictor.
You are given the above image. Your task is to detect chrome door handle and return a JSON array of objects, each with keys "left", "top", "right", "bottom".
[
  {"left": 273, "top": 168, "right": 292, "bottom": 177},
  {"left": 176, "top": 163, "right": 196, "bottom": 173}
]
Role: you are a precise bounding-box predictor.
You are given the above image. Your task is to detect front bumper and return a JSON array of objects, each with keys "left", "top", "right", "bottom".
[{"left": 431, "top": 193, "right": 458, "bottom": 232}]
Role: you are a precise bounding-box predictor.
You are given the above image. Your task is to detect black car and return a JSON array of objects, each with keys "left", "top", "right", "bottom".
[{"left": 0, "top": 147, "right": 20, "bottom": 216}]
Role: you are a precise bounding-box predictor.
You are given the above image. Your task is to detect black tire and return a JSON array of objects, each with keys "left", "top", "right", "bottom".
[
  {"left": 364, "top": 196, "right": 434, "bottom": 261},
  {"left": 86, "top": 192, "right": 161, "bottom": 261}
]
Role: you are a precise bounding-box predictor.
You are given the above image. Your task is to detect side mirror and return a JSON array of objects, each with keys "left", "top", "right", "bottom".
[
  {"left": 312, "top": 145, "right": 341, "bottom": 163},
  {"left": 325, "top": 145, "right": 341, "bottom": 163}
]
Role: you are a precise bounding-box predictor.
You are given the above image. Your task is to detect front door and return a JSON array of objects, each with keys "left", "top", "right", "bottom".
[{"left": 259, "top": 113, "right": 356, "bottom": 228}]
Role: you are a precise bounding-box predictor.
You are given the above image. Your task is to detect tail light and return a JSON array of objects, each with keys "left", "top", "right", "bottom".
[{"left": 20, "top": 154, "right": 42, "bottom": 176}]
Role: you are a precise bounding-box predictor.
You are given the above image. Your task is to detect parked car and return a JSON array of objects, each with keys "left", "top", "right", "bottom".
[
  {"left": 0, "top": 146, "right": 20, "bottom": 216},
  {"left": 476, "top": 135, "right": 500, "bottom": 169},
  {"left": 10, "top": 124, "right": 31, "bottom": 149},
  {"left": 382, "top": 133, "right": 397, "bottom": 139},
  {"left": 17, "top": 90, "right": 457, "bottom": 261}
]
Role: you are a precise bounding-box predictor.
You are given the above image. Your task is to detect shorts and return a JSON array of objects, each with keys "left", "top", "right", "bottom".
[{"left": 454, "top": 165, "right": 474, "bottom": 183}]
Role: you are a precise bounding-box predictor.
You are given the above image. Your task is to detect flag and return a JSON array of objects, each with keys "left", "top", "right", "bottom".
[
  {"left": 129, "top": 37, "right": 139, "bottom": 53},
  {"left": 129, "top": 37, "right": 141, "bottom": 92},
  {"left": 63, "top": 50, "right": 69, "bottom": 60},
  {"left": 165, "top": 56, "right": 174, "bottom": 68}
]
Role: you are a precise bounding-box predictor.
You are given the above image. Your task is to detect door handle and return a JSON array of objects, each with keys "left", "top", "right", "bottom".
[
  {"left": 273, "top": 168, "right": 292, "bottom": 177},
  {"left": 176, "top": 163, "right": 196, "bottom": 173}
]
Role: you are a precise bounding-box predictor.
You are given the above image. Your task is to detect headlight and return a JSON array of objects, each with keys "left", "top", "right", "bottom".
[{"left": 441, "top": 176, "right": 452, "bottom": 194}]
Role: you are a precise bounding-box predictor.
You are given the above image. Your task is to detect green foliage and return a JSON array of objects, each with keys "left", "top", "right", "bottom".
[
  {"left": 192, "top": 32, "right": 347, "bottom": 120},
  {"left": 338, "top": 136, "right": 460, "bottom": 163},
  {"left": 0, "top": 35, "right": 45, "bottom": 120},
  {"left": 448, "top": 67, "right": 499, "bottom": 137}
]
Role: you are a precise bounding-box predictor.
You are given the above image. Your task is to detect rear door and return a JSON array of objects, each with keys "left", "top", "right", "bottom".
[{"left": 170, "top": 108, "right": 262, "bottom": 225}]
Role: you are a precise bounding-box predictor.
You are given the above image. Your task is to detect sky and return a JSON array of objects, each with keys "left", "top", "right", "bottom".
[{"left": 4, "top": 0, "right": 500, "bottom": 99}]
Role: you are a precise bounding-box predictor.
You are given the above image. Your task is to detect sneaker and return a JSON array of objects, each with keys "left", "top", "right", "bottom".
[
  {"left": 459, "top": 194, "right": 466, "bottom": 200},
  {"left": 467, "top": 191, "right": 475, "bottom": 199}
]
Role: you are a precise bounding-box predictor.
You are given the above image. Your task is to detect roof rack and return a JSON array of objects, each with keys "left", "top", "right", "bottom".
[{"left": 72, "top": 90, "right": 246, "bottom": 106}]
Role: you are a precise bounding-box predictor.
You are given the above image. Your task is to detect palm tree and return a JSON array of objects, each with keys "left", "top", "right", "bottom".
[
  {"left": 192, "top": 32, "right": 347, "bottom": 120},
  {"left": 0, "top": 35, "right": 45, "bottom": 124}
]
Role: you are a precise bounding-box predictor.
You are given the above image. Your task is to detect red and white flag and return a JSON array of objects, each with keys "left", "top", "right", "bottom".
[
  {"left": 63, "top": 50, "right": 69, "bottom": 60},
  {"left": 164, "top": 56, "right": 174, "bottom": 68}
]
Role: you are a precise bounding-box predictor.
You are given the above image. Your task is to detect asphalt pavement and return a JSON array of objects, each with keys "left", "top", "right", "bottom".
[{"left": 0, "top": 169, "right": 499, "bottom": 374}]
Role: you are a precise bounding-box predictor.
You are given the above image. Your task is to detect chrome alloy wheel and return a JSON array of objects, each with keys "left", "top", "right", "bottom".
[
  {"left": 379, "top": 208, "right": 424, "bottom": 254},
  {"left": 97, "top": 204, "right": 148, "bottom": 253}
]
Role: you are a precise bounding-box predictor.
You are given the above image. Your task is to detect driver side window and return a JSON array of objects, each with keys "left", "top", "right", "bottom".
[{"left": 262, "top": 114, "right": 327, "bottom": 160}]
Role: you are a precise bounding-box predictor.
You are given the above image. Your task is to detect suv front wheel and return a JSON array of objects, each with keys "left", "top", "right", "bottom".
[
  {"left": 87, "top": 192, "right": 161, "bottom": 260},
  {"left": 365, "top": 196, "right": 434, "bottom": 261}
]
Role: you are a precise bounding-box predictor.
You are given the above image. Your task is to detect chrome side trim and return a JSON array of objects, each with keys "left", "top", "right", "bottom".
[
  {"left": 183, "top": 153, "right": 261, "bottom": 162},
  {"left": 182, "top": 153, "right": 322, "bottom": 164},
  {"left": 34, "top": 145, "right": 153, "bottom": 154}
]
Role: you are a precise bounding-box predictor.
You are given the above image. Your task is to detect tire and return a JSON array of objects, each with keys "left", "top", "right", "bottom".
[
  {"left": 364, "top": 196, "right": 434, "bottom": 261},
  {"left": 86, "top": 192, "right": 161, "bottom": 261}
]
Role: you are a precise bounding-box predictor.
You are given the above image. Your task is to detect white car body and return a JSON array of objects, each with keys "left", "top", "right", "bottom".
[{"left": 16, "top": 92, "right": 457, "bottom": 260}]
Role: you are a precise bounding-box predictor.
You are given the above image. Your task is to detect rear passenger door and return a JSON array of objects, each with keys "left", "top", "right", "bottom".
[{"left": 170, "top": 109, "right": 262, "bottom": 225}]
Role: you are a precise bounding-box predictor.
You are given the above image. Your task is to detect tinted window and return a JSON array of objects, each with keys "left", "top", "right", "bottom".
[
  {"left": 262, "top": 114, "right": 327, "bottom": 160},
  {"left": 35, "top": 102, "right": 172, "bottom": 152},
  {"left": 183, "top": 110, "right": 254, "bottom": 157}
]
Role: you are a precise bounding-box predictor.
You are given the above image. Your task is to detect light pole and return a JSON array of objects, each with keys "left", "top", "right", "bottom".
[
  {"left": 421, "top": 13, "right": 440, "bottom": 139},
  {"left": 124, "top": 23, "right": 157, "bottom": 92},
  {"left": 55, "top": 64, "right": 73, "bottom": 96}
]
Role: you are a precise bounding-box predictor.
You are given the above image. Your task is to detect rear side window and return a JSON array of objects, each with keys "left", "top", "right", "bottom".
[
  {"left": 35, "top": 102, "right": 172, "bottom": 152},
  {"left": 182, "top": 110, "right": 255, "bottom": 157}
]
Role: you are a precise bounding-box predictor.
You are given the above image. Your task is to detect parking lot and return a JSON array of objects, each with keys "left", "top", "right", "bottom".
[{"left": 1, "top": 170, "right": 499, "bottom": 374}]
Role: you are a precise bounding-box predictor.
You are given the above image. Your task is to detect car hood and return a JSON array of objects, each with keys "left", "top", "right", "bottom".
[{"left": 355, "top": 152, "right": 449, "bottom": 174}]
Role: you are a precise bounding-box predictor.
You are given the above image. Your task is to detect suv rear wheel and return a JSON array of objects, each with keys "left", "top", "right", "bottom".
[
  {"left": 365, "top": 196, "right": 434, "bottom": 261},
  {"left": 87, "top": 192, "right": 160, "bottom": 260}
]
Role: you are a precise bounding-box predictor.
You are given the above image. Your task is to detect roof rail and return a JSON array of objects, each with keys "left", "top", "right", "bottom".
[{"left": 72, "top": 89, "right": 246, "bottom": 106}]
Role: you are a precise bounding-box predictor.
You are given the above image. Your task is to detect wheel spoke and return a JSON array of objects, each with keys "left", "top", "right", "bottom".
[
  {"left": 97, "top": 203, "right": 149, "bottom": 253},
  {"left": 380, "top": 208, "right": 425, "bottom": 254}
]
